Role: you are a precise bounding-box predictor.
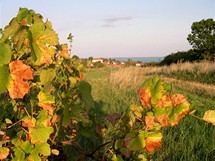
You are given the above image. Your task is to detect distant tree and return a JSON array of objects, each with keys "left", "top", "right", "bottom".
[
  {"left": 88, "top": 56, "right": 93, "bottom": 61},
  {"left": 159, "top": 50, "right": 200, "bottom": 66},
  {"left": 187, "top": 18, "right": 215, "bottom": 60},
  {"left": 72, "top": 55, "right": 79, "bottom": 60}
]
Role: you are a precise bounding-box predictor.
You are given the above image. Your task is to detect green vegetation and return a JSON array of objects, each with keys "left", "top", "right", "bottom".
[{"left": 85, "top": 65, "right": 215, "bottom": 161}]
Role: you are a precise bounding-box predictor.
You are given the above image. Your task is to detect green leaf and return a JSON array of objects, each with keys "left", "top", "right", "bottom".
[
  {"left": 29, "top": 22, "right": 58, "bottom": 65},
  {"left": 22, "top": 141, "right": 33, "bottom": 154},
  {"left": 13, "top": 29, "right": 28, "bottom": 52},
  {"left": 128, "top": 130, "right": 146, "bottom": 151},
  {"left": 169, "top": 102, "right": 190, "bottom": 125},
  {"left": 12, "top": 148, "right": 25, "bottom": 161},
  {"left": 16, "top": 8, "right": 32, "bottom": 25},
  {"left": 62, "top": 104, "right": 71, "bottom": 127},
  {"left": 0, "top": 43, "right": 12, "bottom": 65},
  {"left": 0, "top": 18, "right": 21, "bottom": 43},
  {"left": 33, "top": 143, "right": 51, "bottom": 156},
  {"left": 36, "top": 110, "right": 49, "bottom": 126},
  {"left": 29, "top": 126, "right": 53, "bottom": 144},
  {"left": 114, "top": 139, "right": 123, "bottom": 150},
  {"left": 0, "top": 65, "right": 11, "bottom": 94},
  {"left": 151, "top": 80, "right": 163, "bottom": 105},
  {"left": 79, "top": 80, "right": 95, "bottom": 111},
  {"left": 40, "top": 68, "right": 56, "bottom": 92}
]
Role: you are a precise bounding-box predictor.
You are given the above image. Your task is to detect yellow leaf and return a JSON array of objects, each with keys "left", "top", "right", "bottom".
[{"left": 203, "top": 110, "right": 215, "bottom": 125}]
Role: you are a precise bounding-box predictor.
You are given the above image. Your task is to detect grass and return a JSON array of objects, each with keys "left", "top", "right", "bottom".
[{"left": 84, "top": 62, "right": 215, "bottom": 161}]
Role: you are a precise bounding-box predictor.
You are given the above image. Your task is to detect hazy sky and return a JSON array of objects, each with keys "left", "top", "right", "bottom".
[{"left": 0, "top": 0, "right": 214, "bottom": 58}]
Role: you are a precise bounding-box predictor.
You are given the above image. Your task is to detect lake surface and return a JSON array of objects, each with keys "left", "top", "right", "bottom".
[{"left": 112, "top": 57, "right": 164, "bottom": 63}]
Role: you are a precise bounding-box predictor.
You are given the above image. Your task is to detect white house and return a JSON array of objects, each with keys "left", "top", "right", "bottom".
[{"left": 92, "top": 58, "right": 103, "bottom": 63}]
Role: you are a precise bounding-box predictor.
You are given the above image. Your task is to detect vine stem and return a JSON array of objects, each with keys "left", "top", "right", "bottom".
[
  {"left": 7, "top": 120, "right": 22, "bottom": 129},
  {"left": 190, "top": 114, "right": 203, "bottom": 120}
]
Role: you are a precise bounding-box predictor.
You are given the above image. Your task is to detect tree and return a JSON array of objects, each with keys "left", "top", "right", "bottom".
[
  {"left": 88, "top": 56, "right": 93, "bottom": 61},
  {"left": 72, "top": 54, "right": 79, "bottom": 59},
  {"left": 187, "top": 18, "right": 215, "bottom": 60}
]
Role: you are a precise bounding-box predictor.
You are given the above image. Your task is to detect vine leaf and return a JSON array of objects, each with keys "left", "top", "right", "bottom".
[
  {"left": 112, "top": 154, "right": 124, "bottom": 161},
  {"left": 139, "top": 88, "right": 151, "bottom": 108},
  {"left": 29, "top": 21, "right": 58, "bottom": 65},
  {"left": 28, "top": 143, "right": 51, "bottom": 161},
  {"left": 79, "top": 81, "right": 95, "bottom": 111},
  {"left": 0, "top": 65, "right": 10, "bottom": 94},
  {"left": 154, "top": 94, "right": 190, "bottom": 126},
  {"left": 29, "top": 126, "right": 53, "bottom": 144},
  {"left": 0, "top": 18, "right": 21, "bottom": 43},
  {"left": 22, "top": 116, "right": 36, "bottom": 129},
  {"left": 16, "top": 8, "right": 32, "bottom": 26},
  {"left": 38, "top": 91, "right": 55, "bottom": 115},
  {"left": 145, "top": 132, "right": 162, "bottom": 153},
  {"left": 128, "top": 130, "right": 146, "bottom": 151},
  {"left": 145, "top": 113, "right": 155, "bottom": 129},
  {"left": 39, "top": 68, "right": 56, "bottom": 92},
  {"left": 59, "top": 44, "right": 70, "bottom": 59},
  {"left": 8, "top": 60, "right": 33, "bottom": 99},
  {"left": 203, "top": 110, "right": 215, "bottom": 125},
  {"left": 0, "top": 147, "right": 9, "bottom": 160},
  {"left": 169, "top": 94, "right": 190, "bottom": 125},
  {"left": 0, "top": 43, "right": 12, "bottom": 65},
  {"left": 107, "top": 113, "right": 121, "bottom": 126},
  {"left": 13, "top": 148, "right": 25, "bottom": 161}
]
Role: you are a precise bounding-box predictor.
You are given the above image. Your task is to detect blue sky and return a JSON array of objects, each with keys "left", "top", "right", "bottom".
[{"left": 0, "top": 0, "right": 214, "bottom": 58}]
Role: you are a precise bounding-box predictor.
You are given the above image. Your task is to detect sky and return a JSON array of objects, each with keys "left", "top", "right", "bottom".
[{"left": 0, "top": 0, "right": 214, "bottom": 58}]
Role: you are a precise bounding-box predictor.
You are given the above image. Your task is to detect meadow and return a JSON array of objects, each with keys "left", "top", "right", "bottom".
[{"left": 84, "top": 61, "right": 215, "bottom": 161}]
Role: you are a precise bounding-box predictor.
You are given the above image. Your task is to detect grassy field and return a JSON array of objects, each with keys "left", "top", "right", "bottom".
[{"left": 84, "top": 62, "right": 215, "bottom": 161}]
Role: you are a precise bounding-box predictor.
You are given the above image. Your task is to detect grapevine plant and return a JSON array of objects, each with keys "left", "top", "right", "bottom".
[{"left": 0, "top": 8, "right": 214, "bottom": 161}]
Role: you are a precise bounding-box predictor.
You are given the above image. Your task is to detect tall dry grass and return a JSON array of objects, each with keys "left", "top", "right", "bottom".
[
  {"left": 109, "top": 61, "right": 215, "bottom": 99},
  {"left": 142, "top": 61, "right": 215, "bottom": 75},
  {"left": 110, "top": 67, "right": 146, "bottom": 90}
]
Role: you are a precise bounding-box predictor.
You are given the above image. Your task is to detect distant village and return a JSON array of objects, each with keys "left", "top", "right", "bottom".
[
  {"left": 91, "top": 58, "right": 142, "bottom": 67},
  {"left": 76, "top": 56, "right": 158, "bottom": 68}
]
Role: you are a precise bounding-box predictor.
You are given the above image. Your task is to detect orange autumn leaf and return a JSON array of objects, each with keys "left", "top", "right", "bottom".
[
  {"left": 145, "top": 133, "right": 162, "bottom": 153},
  {"left": 0, "top": 147, "right": 9, "bottom": 160},
  {"left": 51, "top": 114, "right": 58, "bottom": 124},
  {"left": 38, "top": 102, "right": 54, "bottom": 115},
  {"left": 139, "top": 88, "right": 151, "bottom": 108},
  {"left": 156, "top": 95, "right": 172, "bottom": 108},
  {"left": 8, "top": 60, "right": 33, "bottom": 99},
  {"left": 155, "top": 115, "right": 171, "bottom": 126},
  {"left": 170, "top": 94, "right": 190, "bottom": 126},
  {"left": 171, "top": 94, "right": 188, "bottom": 107},
  {"left": 77, "top": 74, "right": 84, "bottom": 81},
  {"left": 22, "top": 117, "right": 36, "bottom": 129},
  {"left": 59, "top": 44, "right": 70, "bottom": 59},
  {"left": 145, "top": 115, "right": 155, "bottom": 129}
]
